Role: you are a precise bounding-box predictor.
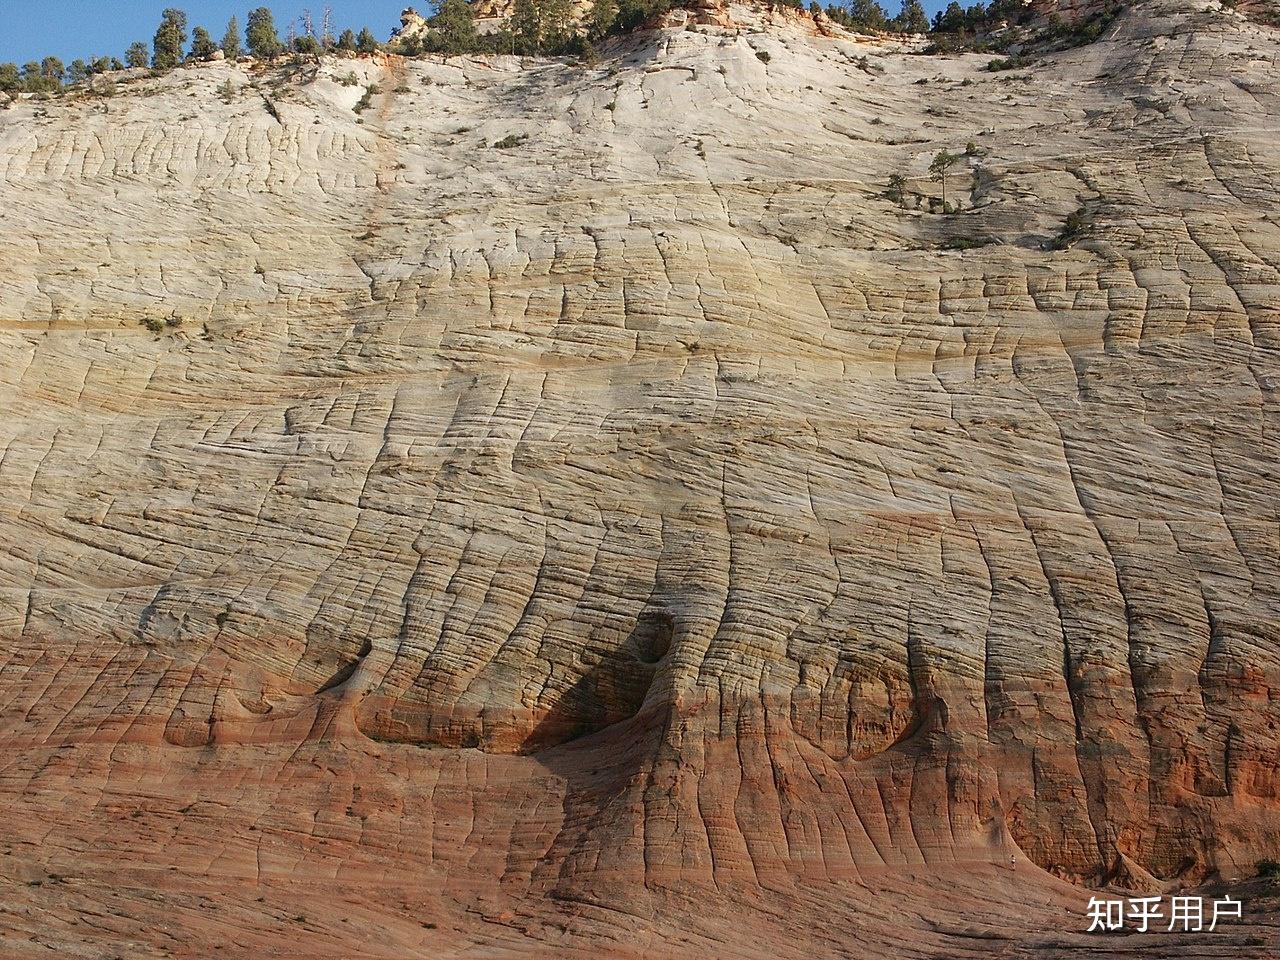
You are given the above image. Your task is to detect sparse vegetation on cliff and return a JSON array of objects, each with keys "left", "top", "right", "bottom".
[
  {"left": 1052, "top": 205, "right": 1090, "bottom": 249},
  {"left": 0, "top": 4, "right": 404, "bottom": 103},
  {"left": 353, "top": 83, "right": 379, "bottom": 114},
  {"left": 927, "top": 0, "right": 1128, "bottom": 59},
  {"left": 0, "top": 0, "right": 1143, "bottom": 100}
]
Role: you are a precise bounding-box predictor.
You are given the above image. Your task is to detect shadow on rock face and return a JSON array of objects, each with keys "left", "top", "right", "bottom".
[
  {"left": 517, "top": 609, "right": 675, "bottom": 754},
  {"left": 522, "top": 686, "right": 677, "bottom": 905},
  {"left": 351, "top": 608, "right": 676, "bottom": 755}
]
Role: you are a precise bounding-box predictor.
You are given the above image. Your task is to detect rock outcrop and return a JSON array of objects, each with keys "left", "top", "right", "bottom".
[{"left": 1, "top": 1, "right": 1278, "bottom": 956}]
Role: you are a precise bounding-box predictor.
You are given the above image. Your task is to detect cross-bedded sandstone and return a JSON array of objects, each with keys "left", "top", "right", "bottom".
[{"left": 1, "top": 1, "right": 1278, "bottom": 956}]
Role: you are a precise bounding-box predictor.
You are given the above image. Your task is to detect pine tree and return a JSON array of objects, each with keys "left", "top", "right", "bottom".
[
  {"left": 966, "top": 1, "right": 988, "bottom": 29},
  {"left": 885, "top": 173, "right": 907, "bottom": 206},
  {"left": 933, "top": 0, "right": 965, "bottom": 31},
  {"left": 846, "top": 0, "right": 887, "bottom": 30},
  {"left": 432, "top": 0, "right": 479, "bottom": 53},
  {"left": 589, "top": 0, "right": 618, "bottom": 38},
  {"left": 68, "top": 59, "right": 89, "bottom": 84},
  {"left": 126, "top": 41, "right": 149, "bottom": 68},
  {"left": 152, "top": 8, "right": 188, "bottom": 69},
  {"left": 929, "top": 149, "right": 960, "bottom": 208},
  {"left": 21, "top": 62, "right": 40, "bottom": 91},
  {"left": 540, "top": 0, "right": 574, "bottom": 50},
  {"left": 0, "top": 63, "right": 20, "bottom": 93},
  {"left": 356, "top": 27, "right": 381, "bottom": 53},
  {"left": 222, "top": 17, "right": 243, "bottom": 61},
  {"left": 613, "top": 0, "right": 674, "bottom": 35},
  {"left": 511, "top": 0, "right": 539, "bottom": 54},
  {"left": 246, "top": 7, "right": 283, "bottom": 59},
  {"left": 896, "top": 0, "right": 929, "bottom": 33},
  {"left": 41, "top": 56, "right": 65, "bottom": 85},
  {"left": 15, "top": 57, "right": 65, "bottom": 92},
  {"left": 189, "top": 26, "right": 218, "bottom": 60},
  {"left": 337, "top": 28, "right": 357, "bottom": 51},
  {"left": 511, "top": 0, "right": 574, "bottom": 54}
]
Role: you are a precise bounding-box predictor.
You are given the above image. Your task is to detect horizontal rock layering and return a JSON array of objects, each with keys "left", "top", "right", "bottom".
[{"left": 1, "top": 0, "right": 1278, "bottom": 956}]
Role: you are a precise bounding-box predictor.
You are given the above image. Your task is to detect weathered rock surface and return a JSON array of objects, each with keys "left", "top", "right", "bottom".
[{"left": 1, "top": 0, "right": 1279, "bottom": 956}]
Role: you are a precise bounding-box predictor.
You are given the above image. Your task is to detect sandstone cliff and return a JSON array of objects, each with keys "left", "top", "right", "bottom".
[{"left": 1, "top": 0, "right": 1278, "bottom": 956}]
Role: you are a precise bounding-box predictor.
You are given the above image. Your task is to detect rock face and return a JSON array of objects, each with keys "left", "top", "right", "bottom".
[
  {"left": 1, "top": 1, "right": 1279, "bottom": 956},
  {"left": 394, "top": 5, "right": 433, "bottom": 45}
]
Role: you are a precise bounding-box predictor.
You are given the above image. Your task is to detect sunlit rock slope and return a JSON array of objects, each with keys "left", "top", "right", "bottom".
[{"left": 1, "top": 0, "right": 1279, "bottom": 956}]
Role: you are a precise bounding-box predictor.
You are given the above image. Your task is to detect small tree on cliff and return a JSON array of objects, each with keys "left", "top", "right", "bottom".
[
  {"left": 886, "top": 173, "right": 907, "bottom": 207},
  {"left": 929, "top": 149, "right": 961, "bottom": 210},
  {"left": 189, "top": 26, "right": 218, "bottom": 61},
  {"left": 356, "top": 27, "right": 381, "bottom": 53},
  {"left": 511, "top": 0, "right": 539, "bottom": 53},
  {"left": 152, "top": 8, "right": 188, "bottom": 69},
  {"left": 512, "top": 0, "right": 572, "bottom": 54},
  {"left": 41, "top": 56, "right": 65, "bottom": 87},
  {"left": 429, "top": 0, "right": 480, "bottom": 54},
  {"left": 126, "top": 41, "right": 149, "bottom": 68},
  {"left": 589, "top": 0, "right": 618, "bottom": 38},
  {"left": 247, "top": 7, "right": 284, "bottom": 59},
  {"left": 848, "top": 0, "right": 888, "bottom": 30},
  {"left": 223, "top": 17, "right": 244, "bottom": 61},
  {"left": 932, "top": 0, "right": 966, "bottom": 31},
  {"left": 895, "top": 0, "right": 929, "bottom": 33}
]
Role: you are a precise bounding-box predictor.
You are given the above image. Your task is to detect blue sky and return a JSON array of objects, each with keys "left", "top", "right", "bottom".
[
  {"left": 0, "top": 2, "right": 412, "bottom": 65},
  {"left": 0, "top": 0, "right": 950, "bottom": 66}
]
